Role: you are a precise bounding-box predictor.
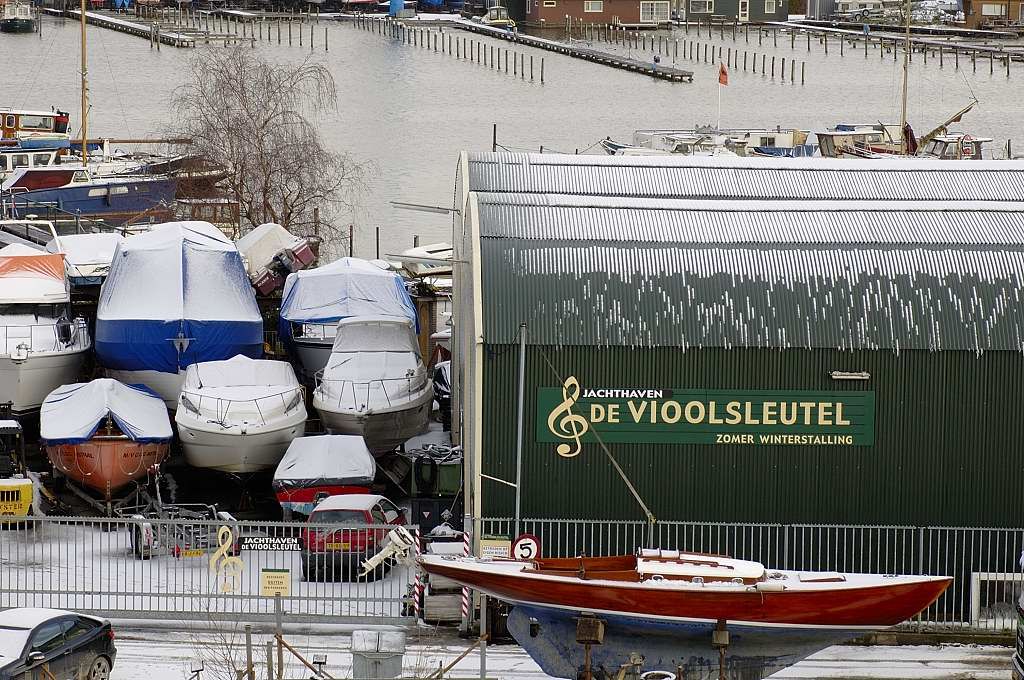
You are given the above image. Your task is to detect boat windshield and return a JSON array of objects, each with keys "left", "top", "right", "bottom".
[
  {"left": 491, "top": 7, "right": 508, "bottom": 18},
  {"left": 0, "top": 626, "right": 30, "bottom": 659}
]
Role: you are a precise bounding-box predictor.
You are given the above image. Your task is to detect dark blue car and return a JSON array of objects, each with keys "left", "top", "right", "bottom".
[{"left": 0, "top": 609, "right": 116, "bottom": 680}]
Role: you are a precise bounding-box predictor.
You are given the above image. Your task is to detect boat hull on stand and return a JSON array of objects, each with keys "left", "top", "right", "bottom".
[
  {"left": 0, "top": 349, "right": 89, "bottom": 414},
  {"left": 178, "top": 414, "right": 306, "bottom": 474},
  {"left": 47, "top": 439, "right": 169, "bottom": 502},
  {"left": 315, "top": 387, "right": 433, "bottom": 454}
]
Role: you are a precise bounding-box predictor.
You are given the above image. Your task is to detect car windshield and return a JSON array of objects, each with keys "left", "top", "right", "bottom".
[
  {"left": 0, "top": 626, "right": 30, "bottom": 659},
  {"left": 311, "top": 510, "right": 366, "bottom": 524}
]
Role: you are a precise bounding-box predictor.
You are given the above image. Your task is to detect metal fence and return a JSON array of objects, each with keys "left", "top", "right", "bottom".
[
  {"left": 0, "top": 516, "right": 415, "bottom": 624},
  {"left": 482, "top": 517, "right": 1024, "bottom": 632}
]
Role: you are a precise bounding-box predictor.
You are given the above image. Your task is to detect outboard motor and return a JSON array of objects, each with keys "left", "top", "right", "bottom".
[{"left": 433, "top": 360, "right": 451, "bottom": 431}]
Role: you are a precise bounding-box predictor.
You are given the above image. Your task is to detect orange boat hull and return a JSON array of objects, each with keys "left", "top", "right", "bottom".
[{"left": 47, "top": 439, "right": 169, "bottom": 501}]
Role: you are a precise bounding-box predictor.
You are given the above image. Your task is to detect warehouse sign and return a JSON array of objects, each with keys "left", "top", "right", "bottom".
[{"left": 538, "top": 377, "right": 875, "bottom": 456}]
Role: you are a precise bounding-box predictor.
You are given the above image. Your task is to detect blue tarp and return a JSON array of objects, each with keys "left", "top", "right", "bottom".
[
  {"left": 96, "top": 221, "right": 263, "bottom": 374},
  {"left": 751, "top": 144, "right": 818, "bottom": 158},
  {"left": 279, "top": 257, "right": 417, "bottom": 342},
  {"left": 40, "top": 379, "right": 173, "bottom": 445}
]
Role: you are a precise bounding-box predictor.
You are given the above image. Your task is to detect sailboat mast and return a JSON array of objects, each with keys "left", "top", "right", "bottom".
[
  {"left": 80, "top": 0, "right": 88, "bottom": 164},
  {"left": 899, "top": 0, "right": 910, "bottom": 154}
]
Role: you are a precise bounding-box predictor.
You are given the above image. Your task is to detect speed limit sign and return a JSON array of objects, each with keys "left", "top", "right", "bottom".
[{"left": 512, "top": 534, "right": 541, "bottom": 561}]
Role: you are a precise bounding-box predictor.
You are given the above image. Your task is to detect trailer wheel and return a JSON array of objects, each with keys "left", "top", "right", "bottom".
[{"left": 131, "top": 520, "right": 153, "bottom": 560}]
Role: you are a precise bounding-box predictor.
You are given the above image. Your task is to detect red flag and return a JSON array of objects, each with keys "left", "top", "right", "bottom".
[{"left": 718, "top": 63, "right": 729, "bottom": 86}]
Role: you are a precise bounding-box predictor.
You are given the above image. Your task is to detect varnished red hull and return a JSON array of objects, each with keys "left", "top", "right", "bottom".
[
  {"left": 421, "top": 559, "right": 951, "bottom": 627},
  {"left": 47, "top": 439, "right": 169, "bottom": 501}
]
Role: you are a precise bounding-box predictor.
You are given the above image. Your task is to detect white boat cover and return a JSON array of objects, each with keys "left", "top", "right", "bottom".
[
  {"left": 273, "top": 435, "right": 376, "bottom": 490},
  {"left": 279, "top": 258, "right": 417, "bottom": 340},
  {"left": 47, "top": 233, "right": 122, "bottom": 285},
  {"left": 95, "top": 221, "right": 263, "bottom": 374},
  {"left": 322, "top": 317, "right": 423, "bottom": 384},
  {"left": 235, "top": 223, "right": 301, "bottom": 276},
  {"left": 182, "top": 354, "right": 300, "bottom": 391},
  {"left": 0, "top": 244, "right": 68, "bottom": 304},
  {"left": 39, "top": 378, "right": 173, "bottom": 445}
]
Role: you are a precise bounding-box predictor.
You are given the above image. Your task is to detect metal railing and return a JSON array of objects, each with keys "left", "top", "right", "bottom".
[
  {"left": 0, "top": 516, "right": 416, "bottom": 624},
  {"left": 314, "top": 374, "right": 429, "bottom": 412},
  {"left": 481, "top": 517, "right": 1024, "bottom": 632},
  {"left": 0, "top": 318, "right": 90, "bottom": 357},
  {"left": 179, "top": 387, "right": 305, "bottom": 428}
]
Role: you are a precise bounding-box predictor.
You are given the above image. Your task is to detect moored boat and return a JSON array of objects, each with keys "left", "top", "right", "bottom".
[
  {"left": 312, "top": 316, "right": 432, "bottom": 454},
  {"left": 176, "top": 355, "right": 307, "bottom": 474},
  {"left": 419, "top": 550, "right": 952, "bottom": 679},
  {"left": 603, "top": 127, "right": 812, "bottom": 157},
  {"left": 40, "top": 379, "right": 172, "bottom": 508},
  {"left": 0, "top": 2, "right": 35, "bottom": 34},
  {"left": 1, "top": 166, "right": 176, "bottom": 225},
  {"left": 95, "top": 221, "right": 263, "bottom": 406},
  {"left": 279, "top": 257, "right": 417, "bottom": 381},
  {"left": 272, "top": 434, "right": 376, "bottom": 520},
  {"left": 0, "top": 239, "right": 91, "bottom": 414}
]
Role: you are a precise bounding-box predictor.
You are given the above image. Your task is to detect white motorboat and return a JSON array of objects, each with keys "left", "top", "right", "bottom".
[
  {"left": 279, "top": 257, "right": 418, "bottom": 382},
  {"left": 0, "top": 238, "right": 91, "bottom": 414},
  {"left": 313, "top": 316, "right": 433, "bottom": 454},
  {"left": 176, "top": 355, "right": 307, "bottom": 474}
]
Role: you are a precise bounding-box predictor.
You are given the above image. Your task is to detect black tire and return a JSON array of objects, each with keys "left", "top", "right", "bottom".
[
  {"left": 132, "top": 525, "right": 151, "bottom": 560},
  {"left": 86, "top": 655, "right": 111, "bottom": 680}
]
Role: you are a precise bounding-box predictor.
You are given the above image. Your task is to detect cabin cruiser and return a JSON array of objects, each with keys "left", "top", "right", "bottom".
[
  {"left": 235, "top": 223, "right": 317, "bottom": 295},
  {"left": 280, "top": 257, "right": 418, "bottom": 381},
  {"left": 176, "top": 355, "right": 307, "bottom": 474},
  {"left": 0, "top": 108, "right": 68, "bottom": 147},
  {"left": 0, "top": 237, "right": 91, "bottom": 414},
  {"left": 46, "top": 232, "right": 122, "bottom": 287},
  {"left": 1, "top": 166, "right": 176, "bottom": 225},
  {"left": 602, "top": 127, "right": 812, "bottom": 157},
  {"left": 40, "top": 379, "right": 172, "bottom": 514},
  {"left": 96, "top": 221, "right": 263, "bottom": 407},
  {"left": 313, "top": 316, "right": 432, "bottom": 454}
]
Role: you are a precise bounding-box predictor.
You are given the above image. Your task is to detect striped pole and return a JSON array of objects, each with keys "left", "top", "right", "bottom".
[
  {"left": 460, "top": 529, "right": 471, "bottom": 623},
  {"left": 413, "top": 528, "right": 424, "bottom": 621}
]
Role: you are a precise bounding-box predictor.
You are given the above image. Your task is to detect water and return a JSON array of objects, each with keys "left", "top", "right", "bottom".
[{"left": 2, "top": 17, "right": 1022, "bottom": 255}]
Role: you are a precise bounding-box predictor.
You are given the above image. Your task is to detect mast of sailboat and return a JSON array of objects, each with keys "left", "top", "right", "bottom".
[
  {"left": 899, "top": 0, "right": 911, "bottom": 154},
  {"left": 80, "top": 0, "right": 88, "bottom": 164}
]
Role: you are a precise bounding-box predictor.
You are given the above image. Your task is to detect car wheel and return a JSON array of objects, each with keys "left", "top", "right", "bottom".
[{"left": 87, "top": 656, "right": 111, "bottom": 680}]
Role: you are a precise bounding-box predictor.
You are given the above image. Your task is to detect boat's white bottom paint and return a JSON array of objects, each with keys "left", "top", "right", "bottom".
[
  {"left": 0, "top": 349, "right": 88, "bottom": 413},
  {"left": 105, "top": 369, "right": 185, "bottom": 409},
  {"left": 177, "top": 411, "right": 306, "bottom": 473},
  {"left": 314, "top": 387, "right": 433, "bottom": 453}
]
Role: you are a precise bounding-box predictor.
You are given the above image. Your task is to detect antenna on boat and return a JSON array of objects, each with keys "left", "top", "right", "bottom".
[
  {"left": 80, "top": 0, "right": 88, "bottom": 165},
  {"left": 899, "top": 0, "right": 911, "bottom": 154}
]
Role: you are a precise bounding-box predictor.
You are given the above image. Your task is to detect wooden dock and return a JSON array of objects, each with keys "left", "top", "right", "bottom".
[{"left": 449, "top": 20, "right": 694, "bottom": 82}]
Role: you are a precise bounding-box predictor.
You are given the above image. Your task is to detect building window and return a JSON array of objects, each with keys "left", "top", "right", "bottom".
[
  {"left": 543, "top": 0, "right": 555, "bottom": 6},
  {"left": 584, "top": 0, "right": 603, "bottom": 10},
  {"left": 981, "top": 2, "right": 1006, "bottom": 13},
  {"left": 688, "top": 0, "right": 713, "bottom": 12},
  {"left": 765, "top": 0, "right": 775, "bottom": 10}
]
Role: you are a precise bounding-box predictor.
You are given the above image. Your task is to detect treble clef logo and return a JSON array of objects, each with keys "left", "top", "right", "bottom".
[
  {"left": 547, "top": 376, "right": 589, "bottom": 458},
  {"left": 210, "top": 525, "right": 244, "bottom": 593}
]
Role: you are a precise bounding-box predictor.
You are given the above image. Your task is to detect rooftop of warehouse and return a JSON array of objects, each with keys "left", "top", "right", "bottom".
[
  {"left": 470, "top": 194, "right": 1024, "bottom": 353},
  {"left": 461, "top": 152, "right": 1024, "bottom": 201}
]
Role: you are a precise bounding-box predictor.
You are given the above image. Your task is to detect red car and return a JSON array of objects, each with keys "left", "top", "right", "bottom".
[{"left": 300, "top": 494, "right": 406, "bottom": 581}]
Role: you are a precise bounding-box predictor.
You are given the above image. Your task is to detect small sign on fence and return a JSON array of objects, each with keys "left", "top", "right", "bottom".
[
  {"left": 479, "top": 536, "right": 512, "bottom": 559},
  {"left": 260, "top": 569, "right": 291, "bottom": 597}
]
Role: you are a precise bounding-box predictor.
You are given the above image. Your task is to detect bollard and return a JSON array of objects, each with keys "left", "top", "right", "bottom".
[
  {"left": 781, "top": 56, "right": 785, "bottom": 80},
  {"left": 325, "top": 25, "right": 327, "bottom": 51},
  {"left": 790, "top": 58, "right": 794, "bottom": 82},
  {"left": 807, "top": 31, "right": 810, "bottom": 52}
]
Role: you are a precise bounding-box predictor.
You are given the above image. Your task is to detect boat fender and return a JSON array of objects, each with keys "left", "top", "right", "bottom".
[
  {"left": 755, "top": 581, "right": 786, "bottom": 592},
  {"left": 415, "top": 456, "right": 439, "bottom": 495}
]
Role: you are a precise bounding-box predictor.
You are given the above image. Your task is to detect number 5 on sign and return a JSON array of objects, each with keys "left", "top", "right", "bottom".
[{"left": 512, "top": 534, "right": 541, "bottom": 561}]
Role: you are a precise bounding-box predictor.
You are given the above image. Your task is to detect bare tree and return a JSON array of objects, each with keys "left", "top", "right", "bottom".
[{"left": 170, "top": 48, "right": 364, "bottom": 243}]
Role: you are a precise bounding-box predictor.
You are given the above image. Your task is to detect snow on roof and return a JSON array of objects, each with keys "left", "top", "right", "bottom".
[
  {"left": 0, "top": 608, "right": 83, "bottom": 630},
  {"left": 313, "top": 493, "right": 383, "bottom": 512},
  {"left": 181, "top": 355, "right": 299, "bottom": 390},
  {"left": 0, "top": 420, "right": 21, "bottom": 433},
  {"left": 47, "top": 232, "right": 123, "bottom": 269}
]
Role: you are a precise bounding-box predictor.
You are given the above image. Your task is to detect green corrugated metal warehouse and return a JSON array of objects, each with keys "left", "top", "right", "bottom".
[{"left": 451, "top": 153, "right": 1024, "bottom": 533}]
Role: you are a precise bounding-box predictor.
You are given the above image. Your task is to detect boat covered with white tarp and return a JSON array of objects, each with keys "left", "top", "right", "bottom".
[{"left": 272, "top": 435, "right": 376, "bottom": 519}]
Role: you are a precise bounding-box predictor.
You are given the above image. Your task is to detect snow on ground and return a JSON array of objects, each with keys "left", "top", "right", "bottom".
[{"left": 107, "top": 625, "right": 1012, "bottom": 680}]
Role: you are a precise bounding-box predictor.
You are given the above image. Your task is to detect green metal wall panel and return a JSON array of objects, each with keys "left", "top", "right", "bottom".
[{"left": 479, "top": 345, "right": 1024, "bottom": 526}]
